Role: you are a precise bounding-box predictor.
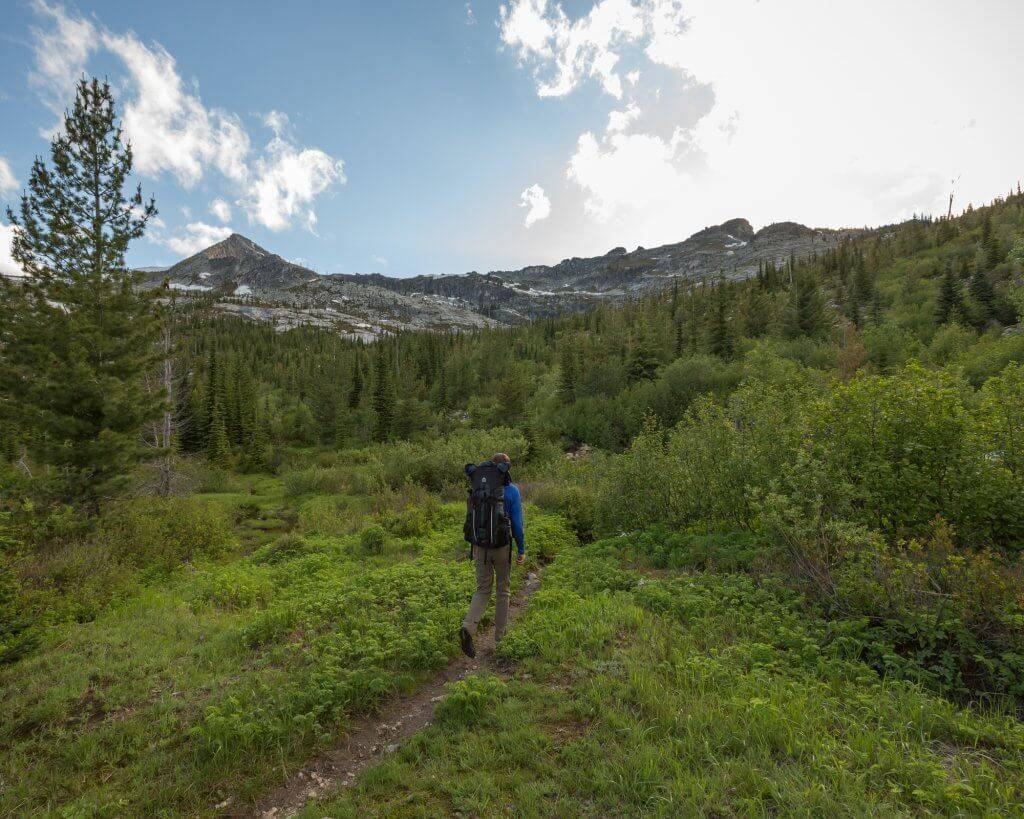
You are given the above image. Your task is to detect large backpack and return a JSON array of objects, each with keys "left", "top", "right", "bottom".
[{"left": 463, "top": 461, "right": 512, "bottom": 555}]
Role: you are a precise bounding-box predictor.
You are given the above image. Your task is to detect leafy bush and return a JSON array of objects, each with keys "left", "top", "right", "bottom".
[
  {"left": 359, "top": 524, "right": 388, "bottom": 555},
  {"left": 376, "top": 498, "right": 441, "bottom": 539},
  {"left": 282, "top": 465, "right": 348, "bottom": 496},
  {"left": 524, "top": 509, "right": 579, "bottom": 561},
  {"left": 196, "top": 563, "right": 274, "bottom": 610},
  {"left": 296, "top": 496, "right": 351, "bottom": 537},
  {"left": 620, "top": 526, "right": 767, "bottom": 572},
  {"left": 98, "top": 496, "right": 234, "bottom": 576},
  {"left": 796, "top": 363, "right": 1023, "bottom": 547},
  {"left": 597, "top": 371, "right": 814, "bottom": 535},
  {"left": 758, "top": 494, "right": 1024, "bottom": 699},
  {"left": 374, "top": 428, "right": 528, "bottom": 491}
]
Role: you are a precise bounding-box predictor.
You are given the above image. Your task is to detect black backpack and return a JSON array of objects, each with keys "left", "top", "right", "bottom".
[{"left": 463, "top": 461, "right": 512, "bottom": 554}]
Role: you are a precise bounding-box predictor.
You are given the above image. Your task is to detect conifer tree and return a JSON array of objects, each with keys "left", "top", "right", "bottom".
[
  {"left": 206, "top": 405, "right": 232, "bottom": 467},
  {"left": 673, "top": 318, "right": 685, "bottom": 358},
  {"left": 558, "top": 344, "right": 577, "bottom": 401},
  {"left": 708, "top": 289, "right": 733, "bottom": 359},
  {"left": 785, "top": 271, "right": 829, "bottom": 337},
  {"left": 371, "top": 353, "right": 396, "bottom": 441},
  {"left": 627, "top": 331, "right": 660, "bottom": 381},
  {"left": 936, "top": 267, "right": 965, "bottom": 324},
  {"left": 0, "top": 78, "right": 161, "bottom": 505},
  {"left": 348, "top": 356, "right": 364, "bottom": 409},
  {"left": 969, "top": 268, "right": 997, "bottom": 327}
]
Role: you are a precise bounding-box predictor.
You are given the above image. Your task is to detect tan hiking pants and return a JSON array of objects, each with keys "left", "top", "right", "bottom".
[{"left": 463, "top": 545, "right": 511, "bottom": 642}]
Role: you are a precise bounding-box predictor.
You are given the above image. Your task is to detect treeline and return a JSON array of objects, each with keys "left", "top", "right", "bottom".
[{"left": 158, "top": 190, "right": 1024, "bottom": 463}]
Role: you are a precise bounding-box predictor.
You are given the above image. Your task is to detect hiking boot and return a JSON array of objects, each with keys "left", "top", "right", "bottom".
[{"left": 459, "top": 626, "right": 476, "bottom": 658}]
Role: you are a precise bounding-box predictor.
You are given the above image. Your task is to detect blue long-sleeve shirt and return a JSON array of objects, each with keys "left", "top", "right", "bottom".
[{"left": 505, "top": 483, "right": 525, "bottom": 556}]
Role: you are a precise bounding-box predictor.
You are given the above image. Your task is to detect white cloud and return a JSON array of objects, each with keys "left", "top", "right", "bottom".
[
  {"left": 502, "top": 0, "right": 1024, "bottom": 253},
  {"left": 0, "top": 157, "right": 18, "bottom": 197},
  {"left": 101, "top": 29, "right": 251, "bottom": 187},
  {"left": 209, "top": 198, "right": 232, "bottom": 222},
  {"left": 27, "top": 3, "right": 346, "bottom": 233},
  {"left": 0, "top": 222, "right": 23, "bottom": 277},
  {"left": 156, "top": 221, "right": 232, "bottom": 256},
  {"left": 606, "top": 102, "right": 641, "bottom": 133},
  {"left": 243, "top": 129, "right": 345, "bottom": 232},
  {"left": 372, "top": 254, "right": 388, "bottom": 266},
  {"left": 500, "top": 0, "right": 645, "bottom": 98},
  {"left": 263, "top": 110, "right": 290, "bottom": 137},
  {"left": 519, "top": 183, "right": 551, "bottom": 227},
  {"left": 568, "top": 130, "right": 690, "bottom": 229},
  {"left": 28, "top": 0, "right": 98, "bottom": 130}
]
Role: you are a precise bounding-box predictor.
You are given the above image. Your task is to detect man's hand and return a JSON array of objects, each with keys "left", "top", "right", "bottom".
[{"left": 516, "top": 553, "right": 525, "bottom": 566}]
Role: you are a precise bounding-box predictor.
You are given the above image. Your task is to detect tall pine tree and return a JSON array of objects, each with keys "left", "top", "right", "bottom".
[
  {"left": 936, "top": 267, "right": 965, "bottom": 324},
  {"left": 371, "top": 352, "right": 396, "bottom": 442},
  {"left": 1, "top": 79, "right": 161, "bottom": 505}
]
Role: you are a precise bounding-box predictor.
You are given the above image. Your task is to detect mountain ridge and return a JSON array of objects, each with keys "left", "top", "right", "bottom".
[{"left": 142, "top": 217, "right": 860, "bottom": 338}]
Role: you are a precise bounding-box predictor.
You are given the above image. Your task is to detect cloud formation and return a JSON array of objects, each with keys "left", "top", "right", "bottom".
[
  {"left": 0, "top": 222, "right": 22, "bottom": 277},
  {"left": 519, "top": 183, "right": 551, "bottom": 227},
  {"left": 0, "top": 157, "right": 18, "bottom": 197},
  {"left": 25, "top": 2, "right": 346, "bottom": 236},
  {"left": 244, "top": 129, "right": 345, "bottom": 232},
  {"left": 156, "top": 221, "right": 233, "bottom": 256},
  {"left": 500, "top": 0, "right": 644, "bottom": 98},
  {"left": 209, "top": 198, "right": 232, "bottom": 223},
  {"left": 500, "top": 0, "right": 1024, "bottom": 252}
]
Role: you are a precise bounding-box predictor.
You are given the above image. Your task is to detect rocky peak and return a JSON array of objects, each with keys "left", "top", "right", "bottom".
[{"left": 202, "top": 233, "right": 270, "bottom": 261}]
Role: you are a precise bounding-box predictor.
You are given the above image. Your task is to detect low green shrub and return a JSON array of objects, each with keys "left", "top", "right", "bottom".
[
  {"left": 282, "top": 466, "right": 348, "bottom": 496},
  {"left": 359, "top": 524, "right": 388, "bottom": 555},
  {"left": 620, "top": 526, "right": 767, "bottom": 572},
  {"left": 196, "top": 563, "right": 274, "bottom": 610},
  {"left": 99, "top": 496, "right": 234, "bottom": 577},
  {"left": 525, "top": 509, "right": 579, "bottom": 561},
  {"left": 436, "top": 674, "right": 508, "bottom": 727},
  {"left": 296, "top": 496, "right": 350, "bottom": 537},
  {"left": 0, "top": 553, "right": 37, "bottom": 664},
  {"left": 759, "top": 495, "right": 1024, "bottom": 700},
  {"left": 250, "top": 533, "right": 313, "bottom": 565},
  {"left": 374, "top": 428, "right": 528, "bottom": 491},
  {"left": 376, "top": 498, "right": 441, "bottom": 539}
]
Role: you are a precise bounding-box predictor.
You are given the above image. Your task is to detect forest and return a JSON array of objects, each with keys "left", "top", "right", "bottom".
[{"left": 3, "top": 79, "right": 1024, "bottom": 815}]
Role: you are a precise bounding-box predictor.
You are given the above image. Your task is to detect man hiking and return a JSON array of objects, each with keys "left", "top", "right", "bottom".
[{"left": 459, "top": 452, "right": 525, "bottom": 658}]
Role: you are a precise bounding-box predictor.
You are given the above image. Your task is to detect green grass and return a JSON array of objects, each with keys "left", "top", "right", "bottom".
[
  {"left": 0, "top": 472, "right": 549, "bottom": 816},
  {"left": 5, "top": 459, "right": 1023, "bottom": 817},
  {"left": 305, "top": 541, "right": 1024, "bottom": 817}
]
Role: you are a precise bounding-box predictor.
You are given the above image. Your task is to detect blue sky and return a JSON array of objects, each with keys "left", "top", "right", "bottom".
[{"left": 2, "top": 1, "right": 1023, "bottom": 278}]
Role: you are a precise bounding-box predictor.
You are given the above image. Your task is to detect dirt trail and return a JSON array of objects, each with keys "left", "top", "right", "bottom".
[{"left": 235, "top": 569, "right": 542, "bottom": 819}]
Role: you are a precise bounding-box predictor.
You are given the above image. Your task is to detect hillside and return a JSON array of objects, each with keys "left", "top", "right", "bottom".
[
  {"left": 5, "top": 192, "right": 1024, "bottom": 816},
  {"left": 141, "top": 217, "right": 856, "bottom": 338}
]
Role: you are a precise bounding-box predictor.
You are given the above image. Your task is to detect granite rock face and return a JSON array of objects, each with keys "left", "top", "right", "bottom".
[{"left": 141, "top": 219, "right": 859, "bottom": 338}]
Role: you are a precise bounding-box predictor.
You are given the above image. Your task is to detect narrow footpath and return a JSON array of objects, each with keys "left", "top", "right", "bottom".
[{"left": 236, "top": 569, "right": 542, "bottom": 819}]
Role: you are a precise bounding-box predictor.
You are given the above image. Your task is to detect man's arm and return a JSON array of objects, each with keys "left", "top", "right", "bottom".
[{"left": 507, "top": 484, "right": 525, "bottom": 556}]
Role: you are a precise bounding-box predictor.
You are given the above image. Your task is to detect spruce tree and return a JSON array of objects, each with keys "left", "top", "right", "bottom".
[
  {"left": 708, "top": 290, "right": 733, "bottom": 359},
  {"left": 1, "top": 78, "right": 161, "bottom": 505},
  {"left": 558, "top": 344, "right": 577, "bottom": 401},
  {"left": 969, "top": 268, "right": 997, "bottom": 327},
  {"left": 627, "top": 332, "right": 660, "bottom": 381},
  {"left": 936, "top": 267, "right": 965, "bottom": 324},
  {"left": 786, "top": 271, "right": 829, "bottom": 337},
  {"left": 348, "top": 357, "right": 364, "bottom": 409},
  {"left": 371, "top": 353, "right": 396, "bottom": 442}
]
